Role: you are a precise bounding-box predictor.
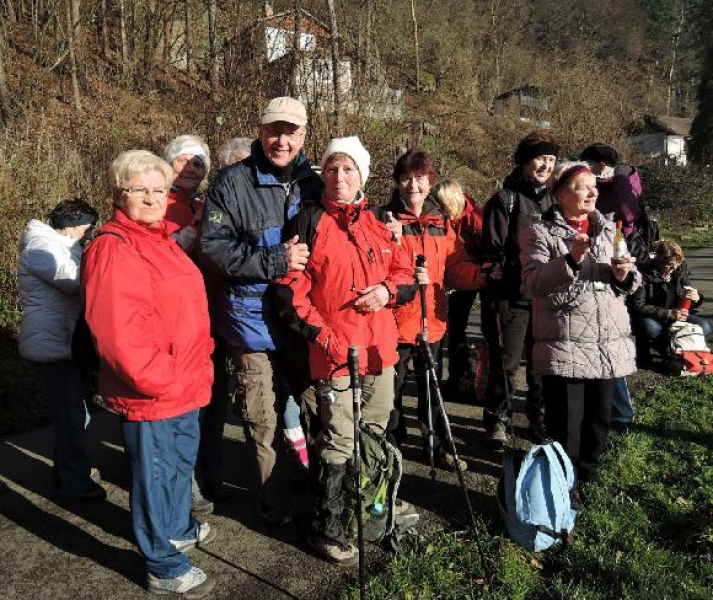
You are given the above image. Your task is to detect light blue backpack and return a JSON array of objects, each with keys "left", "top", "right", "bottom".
[{"left": 497, "top": 441, "right": 576, "bottom": 552}]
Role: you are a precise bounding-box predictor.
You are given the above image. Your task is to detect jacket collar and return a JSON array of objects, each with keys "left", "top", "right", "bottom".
[
  {"left": 503, "top": 167, "right": 549, "bottom": 201},
  {"left": 322, "top": 192, "right": 369, "bottom": 226},
  {"left": 249, "top": 139, "right": 314, "bottom": 186},
  {"left": 542, "top": 205, "right": 611, "bottom": 239},
  {"left": 110, "top": 208, "right": 179, "bottom": 238},
  {"left": 388, "top": 190, "right": 445, "bottom": 227}
]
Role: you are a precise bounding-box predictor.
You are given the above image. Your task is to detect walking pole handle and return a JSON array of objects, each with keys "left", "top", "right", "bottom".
[
  {"left": 415, "top": 254, "right": 428, "bottom": 335},
  {"left": 348, "top": 346, "right": 360, "bottom": 390}
]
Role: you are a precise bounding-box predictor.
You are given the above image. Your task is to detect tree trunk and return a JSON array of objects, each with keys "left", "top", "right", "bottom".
[
  {"left": 163, "top": 10, "right": 173, "bottom": 63},
  {"left": 364, "top": 0, "right": 372, "bottom": 82},
  {"left": 66, "top": 0, "right": 82, "bottom": 110},
  {"left": 5, "top": 0, "right": 17, "bottom": 23},
  {"left": 119, "top": 0, "right": 129, "bottom": 69},
  {"left": 410, "top": 0, "right": 420, "bottom": 91},
  {"left": 143, "top": 0, "right": 157, "bottom": 78},
  {"left": 184, "top": 0, "right": 194, "bottom": 74},
  {"left": 666, "top": 2, "right": 686, "bottom": 116},
  {"left": 290, "top": 0, "right": 301, "bottom": 96},
  {"left": 99, "top": 0, "right": 109, "bottom": 58},
  {"left": 208, "top": 0, "right": 219, "bottom": 91},
  {"left": 127, "top": 0, "right": 135, "bottom": 57},
  {"left": 0, "top": 25, "right": 12, "bottom": 122},
  {"left": 326, "top": 0, "right": 342, "bottom": 134}
]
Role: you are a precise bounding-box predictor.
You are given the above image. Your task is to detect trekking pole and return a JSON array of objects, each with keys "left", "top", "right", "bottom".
[
  {"left": 348, "top": 346, "right": 366, "bottom": 600},
  {"left": 417, "top": 334, "right": 492, "bottom": 585},
  {"left": 492, "top": 299, "right": 515, "bottom": 444},
  {"left": 416, "top": 254, "right": 437, "bottom": 480}
]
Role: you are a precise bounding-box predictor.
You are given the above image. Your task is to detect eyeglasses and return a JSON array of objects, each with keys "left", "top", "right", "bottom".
[
  {"left": 262, "top": 126, "right": 305, "bottom": 142},
  {"left": 399, "top": 175, "right": 430, "bottom": 186},
  {"left": 121, "top": 187, "right": 169, "bottom": 198}
]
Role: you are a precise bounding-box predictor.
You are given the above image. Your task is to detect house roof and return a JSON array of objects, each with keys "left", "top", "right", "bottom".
[
  {"left": 494, "top": 85, "right": 546, "bottom": 100},
  {"left": 254, "top": 8, "right": 329, "bottom": 32},
  {"left": 640, "top": 115, "right": 693, "bottom": 137}
]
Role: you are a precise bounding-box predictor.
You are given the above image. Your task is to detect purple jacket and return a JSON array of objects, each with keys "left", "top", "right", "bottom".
[{"left": 594, "top": 166, "right": 642, "bottom": 237}]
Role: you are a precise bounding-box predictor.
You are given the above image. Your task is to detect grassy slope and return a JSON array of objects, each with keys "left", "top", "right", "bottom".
[{"left": 348, "top": 374, "right": 713, "bottom": 600}]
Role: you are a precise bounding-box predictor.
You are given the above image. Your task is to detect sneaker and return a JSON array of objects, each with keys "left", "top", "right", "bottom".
[
  {"left": 191, "top": 492, "right": 214, "bottom": 515},
  {"left": 307, "top": 533, "right": 358, "bottom": 566},
  {"left": 147, "top": 566, "right": 215, "bottom": 597},
  {"left": 437, "top": 452, "right": 468, "bottom": 473},
  {"left": 170, "top": 522, "right": 216, "bottom": 554},
  {"left": 487, "top": 421, "right": 507, "bottom": 447}
]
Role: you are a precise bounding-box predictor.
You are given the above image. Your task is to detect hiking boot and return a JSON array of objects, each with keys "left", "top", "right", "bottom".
[
  {"left": 437, "top": 452, "right": 468, "bottom": 473},
  {"left": 528, "top": 420, "right": 547, "bottom": 444},
  {"left": 170, "top": 522, "right": 216, "bottom": 554},
  {"left": 307, "top": 532, "right": 358, "bottom": 566},
  {"left": 487, "top": 421, "right": 508, "bottom": 447},
  {"left": 58, "top": 481, "right": 107, "bottom": 503},
  {"left": 393, "top": 499, "right": 420, "bottom": 529},
  {"left": 147, "top": 566, "right": 215, "bottom": 597},
  {"left": 191, "top": 492, "right": 214, "bottom": 515}
]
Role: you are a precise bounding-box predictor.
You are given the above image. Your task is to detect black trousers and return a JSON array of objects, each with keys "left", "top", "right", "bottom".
[
  {"left": 542, "top": 375, "right": 614, "bottom": 484},
  {"left": 480, "top": 293, "right": 543, "bottom": 428},
  {"left": 446, "top": 290, "right": 479, "bottom": 386},
  {"left": 386, "top": 340, "right": 447, "bottom": 454}
]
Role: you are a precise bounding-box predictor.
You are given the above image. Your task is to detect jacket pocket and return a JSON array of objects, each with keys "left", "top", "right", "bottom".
[{"left": 234, "top": 366, "right": 267, "bottom": 424}]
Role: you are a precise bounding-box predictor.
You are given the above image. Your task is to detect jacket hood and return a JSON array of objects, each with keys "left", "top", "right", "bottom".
[{"left": 19, "top": 219, "right": 77, "bottom": 253}]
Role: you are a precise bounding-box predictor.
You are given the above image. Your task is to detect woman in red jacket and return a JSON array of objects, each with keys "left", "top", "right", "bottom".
[
  {"left": 275, "top": 137, "right": 416, "bottom": 566},
  {"left": 383, "top": 152, "right": 481, "bottom": 472},
  {"left": 82, "top": 150, "right": 215, "bottom": 597}
]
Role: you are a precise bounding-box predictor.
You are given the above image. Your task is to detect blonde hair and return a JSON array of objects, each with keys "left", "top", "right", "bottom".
[
  {"left": 164, "top": 134, "right": 212, "bottom": 175},
  {"left": 432, "top": 177, "right": 466, "bottom": 220},
  {"left": 109, "top": 150, "right": 174, "bottom": 198}
]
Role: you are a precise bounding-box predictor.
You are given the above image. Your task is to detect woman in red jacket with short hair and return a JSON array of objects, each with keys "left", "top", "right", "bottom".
[
  {"left": 383, "top": 152, "right": 481, "bottom": 472},
  {"left": 82, "top": 150, "right": 215, "bottom": 597}
]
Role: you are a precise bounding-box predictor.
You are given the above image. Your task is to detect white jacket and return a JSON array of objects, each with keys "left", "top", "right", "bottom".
[{"left": 18, "top": 219, "right": 83, "bottom": 362}]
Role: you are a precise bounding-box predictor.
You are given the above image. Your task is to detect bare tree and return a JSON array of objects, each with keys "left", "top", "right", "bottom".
[
  {"left": 290, "top": 0, "right": 301, "bottom": 96},
  {"left": 208, "top": 0, "right": 219, "bottom": 91},
  {"left": 184, "top": 0, "right": 194, "bottom": 75},
  {"left": 410, "top": 0, "right": 419, "bottom": 90},
  {"left": 118, "top": 0, "right": 129, "bottom": 69},
  {"left": 0, "top": 24, "right": 12, "bottom": 122},
  {"left": 99, "top": 0, "right": 110, "bottom": 58},
  {"left": 326, "top": 0, "right": 343, "bottom": 133},
  {"left": 66, "top": 0, "right": 82, "bottom": 110},
  {"left": 5, "top": 0, "right": 17, "bottom": 23}
]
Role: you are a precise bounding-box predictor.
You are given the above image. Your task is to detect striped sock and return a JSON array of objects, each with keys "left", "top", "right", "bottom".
[{"left": 284, "top": 426, "right": 309, "bottom": 468}]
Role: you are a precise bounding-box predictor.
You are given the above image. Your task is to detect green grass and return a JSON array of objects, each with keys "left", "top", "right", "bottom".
[{"left": 348, "top": 375, "right": 713, "bottom": 599}]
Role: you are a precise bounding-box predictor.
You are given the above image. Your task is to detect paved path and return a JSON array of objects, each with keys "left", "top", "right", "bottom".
[{"left": 685, "top": 248, "right": 713, "bottom": 320}]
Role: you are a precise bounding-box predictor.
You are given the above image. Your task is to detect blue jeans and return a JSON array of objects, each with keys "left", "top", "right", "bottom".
[
  {"left": 122, "top": 410, "right": 201, "bottom": 579},
  {"left": 611, "top": 377, "right": 634, "bottom": 424},
  {"left": 633, "top": 315, "right": 711, "bottom": 353},
  {"left": 33, "top": 360, "right": 93, "bottom": 494}
]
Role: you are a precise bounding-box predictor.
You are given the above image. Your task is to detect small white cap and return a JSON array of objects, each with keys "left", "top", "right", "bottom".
[{"left": 320, "top": 136, "right": 371, "bottom": 186}]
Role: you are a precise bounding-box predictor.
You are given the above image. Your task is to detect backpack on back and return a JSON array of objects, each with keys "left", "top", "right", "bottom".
[{"left": 498, "top": 440, "right": 576, "bottom": 552}]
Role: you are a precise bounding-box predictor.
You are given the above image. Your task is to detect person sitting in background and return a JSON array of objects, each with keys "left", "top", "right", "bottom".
[
  {"left": 217, "top": 136, "right": 253, "bottom": 168},
  {"left": 18, "top": 198, "right": 103, "bottom": 502},
  {"left": 82, "top": 150, "right": 215, "bottom": 596},
  {"left": 164, "top": 134, "right": 211, "bottom": 253},
  {"left": 432, "top": 178, "right": 484, "bottom": 402},
  {"left": 520, "top": 161, "right": 639, "bottom": 496},
  {"left": 628, "top": 240, "right": 710, "bottom": 365}
]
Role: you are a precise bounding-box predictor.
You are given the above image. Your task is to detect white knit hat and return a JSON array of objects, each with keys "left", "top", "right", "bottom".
[{"left": 320, "top": 136, "right": 371, "bottom": 186}]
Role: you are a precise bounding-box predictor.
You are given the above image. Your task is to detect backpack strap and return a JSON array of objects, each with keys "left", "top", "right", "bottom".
[{"left": 94, "top": 230, "right": 128, "bottom": 243}]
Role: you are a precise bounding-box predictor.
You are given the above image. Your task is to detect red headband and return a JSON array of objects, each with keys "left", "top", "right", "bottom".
[{"left": 552, "top": 165, "right": 591, "bottom": 197}]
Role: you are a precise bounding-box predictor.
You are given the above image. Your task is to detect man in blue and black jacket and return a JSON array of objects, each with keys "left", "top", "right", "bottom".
[{"left": 199, "top": 97, "right": 322, "bottom": 528}]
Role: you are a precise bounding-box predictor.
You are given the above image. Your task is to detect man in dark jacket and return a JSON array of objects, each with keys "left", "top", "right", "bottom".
[
  {"left": 481, "top": 131, "right": 560, "bottom": 445},
  {"left": 199, "top": 97, "right": 322, "bottom": 528}
]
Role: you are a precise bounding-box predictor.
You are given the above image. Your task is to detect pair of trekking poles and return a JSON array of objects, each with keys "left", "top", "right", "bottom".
[{"left": 346, "top": 255, "right": 491, "bottom": 598}]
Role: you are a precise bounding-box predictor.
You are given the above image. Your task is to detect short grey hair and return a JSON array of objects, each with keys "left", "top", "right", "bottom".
[
  {"left": 217, "top": 137, "right": 253, "bottom": 168},
  {"left": 109, "top": 150, "right": 173, "bottom": 197}
]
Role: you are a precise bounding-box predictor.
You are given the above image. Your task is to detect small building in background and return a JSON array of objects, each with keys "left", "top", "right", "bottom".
[
  {"left": 226, "top": 8, "right": 403, "bottom": 120},
  {"left": 493, "top": 85, "right": 551, "bottom": 129},
  {"left": 627, "top": 115, "right": 693, "bottom": 166}
]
